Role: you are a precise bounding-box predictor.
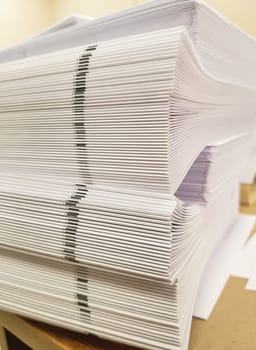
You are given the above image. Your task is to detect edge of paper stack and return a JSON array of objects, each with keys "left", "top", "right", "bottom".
[{"left": 0, "top": 1, "right": 256, "bottom": 350}]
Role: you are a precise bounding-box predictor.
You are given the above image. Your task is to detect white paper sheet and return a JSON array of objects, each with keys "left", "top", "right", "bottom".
[
  {"left": 193, "top": 214, "right": 256, "bottom": 320},
  {"left": 246, "top": 276, "right": 256, "bottom": 291},
  {"left": 231, "top": 234, "right": 256, "bottom": 278}
]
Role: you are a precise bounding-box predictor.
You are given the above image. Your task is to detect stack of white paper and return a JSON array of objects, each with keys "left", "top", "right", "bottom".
[
  {"left": 1, "top": 0, "right": 256, "bottom": 88},
  {"left": 176, "top": 134, "right": 252, "bottom": 202},
  {"left": 176, "top": 134, "right": 255, "bottom": 319},
  {"left": 0, "top": 1, "right": 256, "bottom": 350}
]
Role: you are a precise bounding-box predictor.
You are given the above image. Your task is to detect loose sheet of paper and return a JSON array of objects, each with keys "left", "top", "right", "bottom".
[
  {"left": 193, "top": 214, "right": 256, "bottom": 320},
  {"left": 246, "top": 276, "right": 256, "bottom": 291},
  {"left": 231, "top": 234, "right": 256, "bottom": 279}
]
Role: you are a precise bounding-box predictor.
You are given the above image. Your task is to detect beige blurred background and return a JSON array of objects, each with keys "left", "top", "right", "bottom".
[{"left": 0, "top": 0, "right": 255, "bottom": 48}]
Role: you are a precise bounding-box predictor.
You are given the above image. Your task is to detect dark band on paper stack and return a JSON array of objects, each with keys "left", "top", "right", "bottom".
[
  {"left": 64, "top": 183, "right": 87, "bottom": 262},
  {"left": 64, "top": 44, "right": 97, "bottom": 261},
  {"left": 77, "top": 266, "right": 90, "bottom": 319},
  {"left": 64, "top": 45, "right": 97, "bottom": 318},
  {"left": 73, "top": 44, "right": 97, "bottom": 181}
]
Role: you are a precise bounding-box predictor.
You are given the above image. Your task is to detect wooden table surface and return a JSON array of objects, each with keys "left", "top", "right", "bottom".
[{"left": 0, "top": 203, "right": 255, "bottom": 350}]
